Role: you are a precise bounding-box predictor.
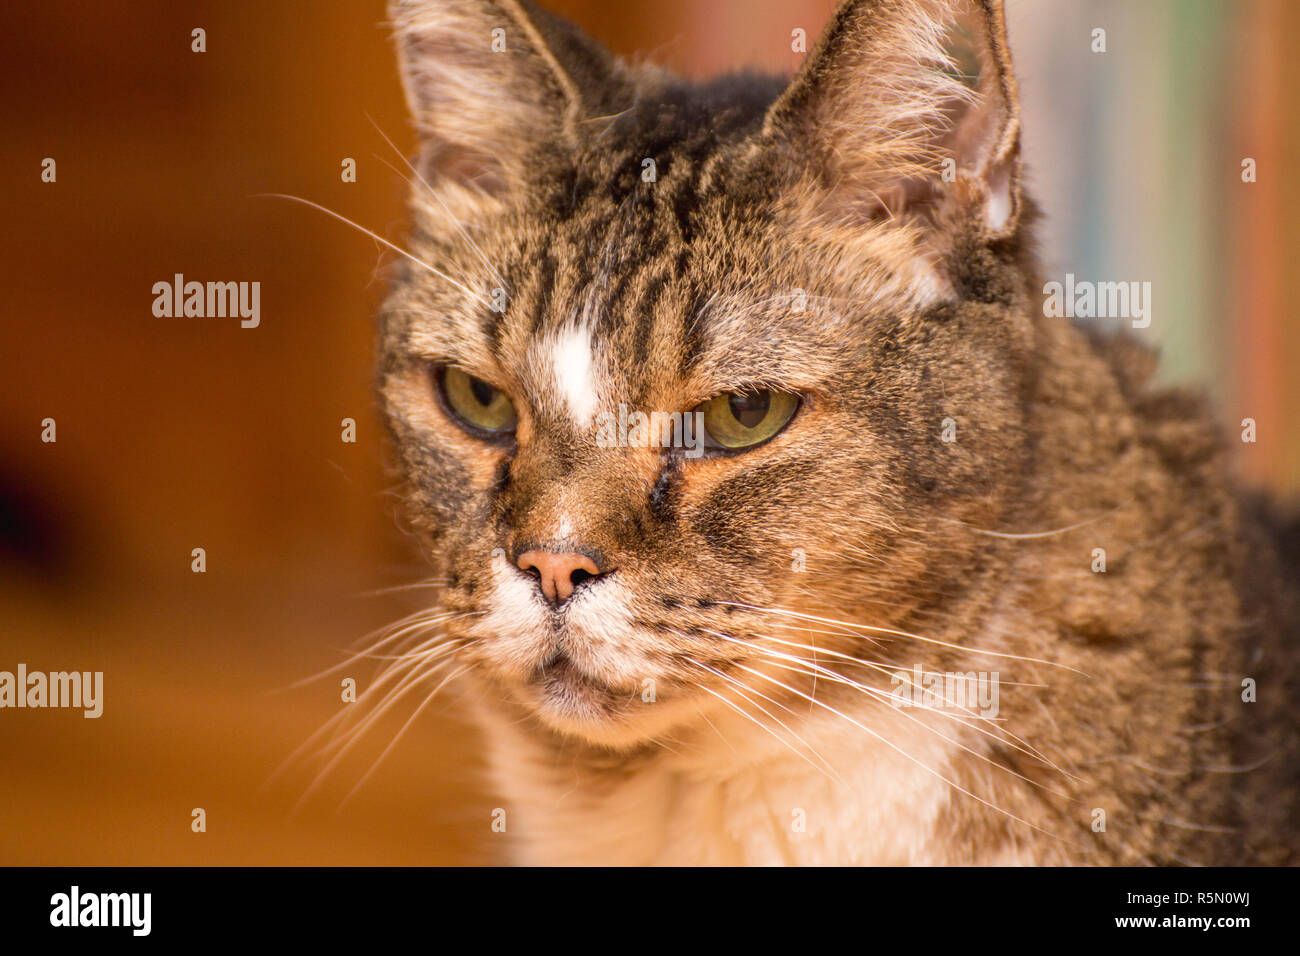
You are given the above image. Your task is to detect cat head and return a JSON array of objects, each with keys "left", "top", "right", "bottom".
[{"left": 380, "top": 0, "right": 1037, "bottom": 748}]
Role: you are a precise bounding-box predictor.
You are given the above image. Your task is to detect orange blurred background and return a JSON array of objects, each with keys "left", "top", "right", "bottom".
[{"left": 1, "top": 0, "right": 1294, "bottom": 864}]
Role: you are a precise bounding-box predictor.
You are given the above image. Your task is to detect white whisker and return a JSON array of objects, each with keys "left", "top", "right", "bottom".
[{"left": 258, "top": 193, "right": 492, "bottom": 308}]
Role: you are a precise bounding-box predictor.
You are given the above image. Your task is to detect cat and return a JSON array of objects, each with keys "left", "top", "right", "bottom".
[{"left": 376, "top": 0, "right": 1299, "bottom": 864}]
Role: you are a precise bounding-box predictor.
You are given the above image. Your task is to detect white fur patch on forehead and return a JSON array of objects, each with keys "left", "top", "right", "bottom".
[{"left": 549, "top": 324, "right": 599, "bottom": 426}]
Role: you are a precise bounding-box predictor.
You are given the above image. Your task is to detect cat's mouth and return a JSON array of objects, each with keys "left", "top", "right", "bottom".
[{"left": 532, "top": 650, "right": 607, "bottom": 691}]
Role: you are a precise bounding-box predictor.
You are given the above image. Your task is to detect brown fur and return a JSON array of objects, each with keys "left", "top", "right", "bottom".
[{"left": 377, "top": 0, "right": 1299, "bottom": 864}]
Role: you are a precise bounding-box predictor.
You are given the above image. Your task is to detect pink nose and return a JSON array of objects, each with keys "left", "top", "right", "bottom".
[{"left": 516, "top": 550, "right": 604, "bottom": 605}]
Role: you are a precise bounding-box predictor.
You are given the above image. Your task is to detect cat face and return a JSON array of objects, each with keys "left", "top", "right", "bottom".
[{"left": 381, "top": 0, "right": 1034, "bottom": 747}]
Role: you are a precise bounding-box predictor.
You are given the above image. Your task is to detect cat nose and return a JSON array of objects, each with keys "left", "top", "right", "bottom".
[{"left": 515, "top": 549, "right": 610, "bottom": 605}]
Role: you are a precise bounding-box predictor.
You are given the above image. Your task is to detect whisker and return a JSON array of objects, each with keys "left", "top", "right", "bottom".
[
  {"left": 285, "top": 609, "right": 470, "bottom": 688},
  {"left": 686, "top": 657, "right": 842, "bottom": 782},
  {"left": 293, "top": 649, "right": 463, "bottom": 810},
  {"left": 936, "top": 503, "right": 1128, "bottom": 540},
  {"left": 364, "top": 112, "right": 507, "bottom": 289},
  {"left": 741, "top": 652, "right": 1074, "bottom": 798},
  {"left": 355, "top": 577, "right": 451, "bottom": 597},
  {"left": 731, "top": 662, "right": 1075, "bottom": 846},
  {"left": 338, "top": 662, "right": 473, "bottom": 809},
  {"left": 257, "top": 193, "right": 492, "bottom": 308},
  {"left": 684, "top": 667, "right": 838, "bottom": 783},
  {"left": 722, "top": 602, "right": 1089, "bottom": 675},
  {"left": 702, "top": 628, "right": 1071, "bottom": 783},
  {"left": 272, "top": 636, "right": 464, "bottom": 791},
  {"left": 696, "top": 707, "right": 739, "bottom": 758}
]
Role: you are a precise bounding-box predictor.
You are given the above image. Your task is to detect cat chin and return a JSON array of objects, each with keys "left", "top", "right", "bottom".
[
  {"left": 533, "top": 713, "right": 686, "bottom": 751},
  {"left": 517, "top": 678, "right": 646, "bottom": 747},
  {"left": 514, "top": 675, "right": 695, "bottom": 750},
  {"left": 530, "top": 709, "right": 649, "bottom": 750}
]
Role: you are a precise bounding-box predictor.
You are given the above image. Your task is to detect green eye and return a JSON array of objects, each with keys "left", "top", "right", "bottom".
[
  {"left": 697, "top": 389, "right": 799, "bottom": 451},
  {"left": 438, "top": 366, "right": 518, "bottom": 436}
]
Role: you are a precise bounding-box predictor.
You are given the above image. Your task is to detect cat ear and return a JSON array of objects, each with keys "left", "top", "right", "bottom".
[
  {"left": 390, "top": 0, "right": 618, "bottom": 212},
  {"left": 763, "top": 0, "right": 1022, "bottom": 240}
]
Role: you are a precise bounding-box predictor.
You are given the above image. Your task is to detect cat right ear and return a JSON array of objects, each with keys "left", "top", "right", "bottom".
[{"left": 390, "top": 0, "right": 618, "bottom": 219}]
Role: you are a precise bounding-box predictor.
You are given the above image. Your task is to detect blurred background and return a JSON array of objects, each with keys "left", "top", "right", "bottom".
[{"left": 1, "top": 0, "right": 1296, "bottom": 864}]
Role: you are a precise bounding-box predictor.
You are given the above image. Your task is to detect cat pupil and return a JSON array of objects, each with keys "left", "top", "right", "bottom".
[
  {"left": 469, "top": 377, "right": 495, "bottom": 407},
  {"left": 729, "top": 391, "right": 770, "bottom": 428}
]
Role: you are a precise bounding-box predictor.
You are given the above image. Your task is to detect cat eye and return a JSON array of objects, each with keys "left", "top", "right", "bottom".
[
  {"left": 435, "top": 365, "right": 518, "bottom": 437},
  {"left": 696, "top": 389, "right": 800, "bottom": 452}
]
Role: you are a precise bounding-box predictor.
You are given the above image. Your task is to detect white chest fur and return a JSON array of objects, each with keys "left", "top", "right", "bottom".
[{"left": 479, "top": 704, "right": 1004, "bottom": 865}]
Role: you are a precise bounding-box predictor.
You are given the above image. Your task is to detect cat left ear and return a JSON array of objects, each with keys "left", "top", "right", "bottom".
[{"left": 764, "top": 0, "right": 1022, "bottom": 240}]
